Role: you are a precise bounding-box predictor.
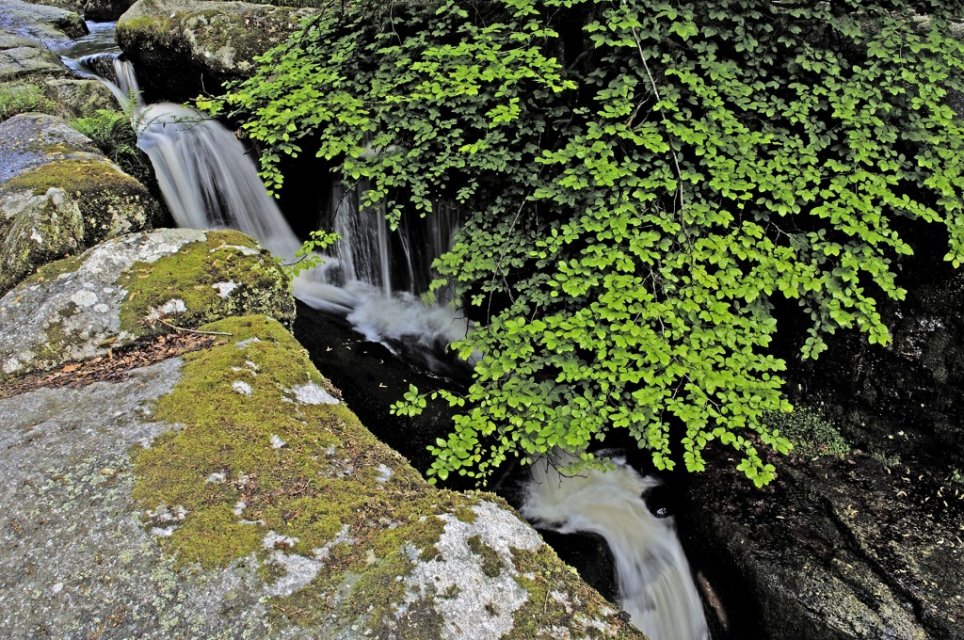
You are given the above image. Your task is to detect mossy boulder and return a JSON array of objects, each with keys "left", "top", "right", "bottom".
[
  {"left": 0, "top": 228, "right": 294, "bottom": 379},
  {"left": 0, "top": 310, "right": 639, "bottom": 638},
  {"left": 0, "top": 112, "right": 162, "bottom": 292},
  {"left": 116, "top": 0, "right": 316, "bottom": 101},
  {"left": 42, "top": 77, "right": 117, "bottom": 115}
]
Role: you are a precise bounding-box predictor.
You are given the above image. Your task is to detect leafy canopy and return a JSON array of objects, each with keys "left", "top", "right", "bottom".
[{"left": 202, "top": 0, "right": 964, "bottom": 486}]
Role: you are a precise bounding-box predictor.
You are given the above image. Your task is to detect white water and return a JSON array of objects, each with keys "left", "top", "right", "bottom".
[
  {"left": 106, "top": 59, "right": 467, "bottom": 351},
  {"left": 522, "top": 453, "right": 710, "bottom": 640}
]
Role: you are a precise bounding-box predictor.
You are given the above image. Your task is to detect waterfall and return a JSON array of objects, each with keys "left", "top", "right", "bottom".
[
  {"left": 104, "top": 58, "right": 468, "bottom": 353},
  {"left": 521, "top": 453, "right": 710, "bottom": 640}
]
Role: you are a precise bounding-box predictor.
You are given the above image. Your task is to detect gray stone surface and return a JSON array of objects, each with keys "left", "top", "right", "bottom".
[
  {"left": 0, "top": 39, "right": 68, "bottom": 82},
  {"left": 682, "top": 453, "right": 963, "bottom": 640},
  {"left": 0, "top": 358, "right": 278, "bottom": 640},
  {"left": 0, "top": 0, "right": 87, "bottom": 49},
  {"left": 0, "top": 112, "right": 101, "bottom": 183},
  {"left": 0, "top": 228, "right": 205, "bottom": 377}
]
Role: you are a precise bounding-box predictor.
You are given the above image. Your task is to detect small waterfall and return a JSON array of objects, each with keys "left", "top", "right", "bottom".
[
  {"left": 106, "top": 58, "right": 467, "bottom": 353},
  {"left": 521, "top": 453, "right": 710, "bottom": 640}
]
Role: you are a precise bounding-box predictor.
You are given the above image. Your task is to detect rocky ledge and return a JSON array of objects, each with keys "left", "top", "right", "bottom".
[
  {"left": 0, "top": 229, "right": 641, "bottom": 639},
  {"left": 117, "top": 0, "right": 316, "bottom": 101}
]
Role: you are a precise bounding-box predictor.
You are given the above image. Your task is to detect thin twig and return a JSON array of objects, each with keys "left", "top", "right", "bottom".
[{"left": 156, "top": 318, "right": 233, "bottom": 336}]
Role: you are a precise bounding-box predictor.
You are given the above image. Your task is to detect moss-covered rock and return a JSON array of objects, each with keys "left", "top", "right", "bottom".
[
  {"left": 0, "top": 228, "right": 294, "bottom": 379},
  {"left": 0, "top": 112, "right": 162, "bottom": 292},
  {"left": 116, "top": 0, "right": 317, "bottom": 101},
  {"left": 0, "top": 300, "right": 640, "bottom": 638},
  {"left": 126, "top": 313, "right": 639, "bottom": 639}
]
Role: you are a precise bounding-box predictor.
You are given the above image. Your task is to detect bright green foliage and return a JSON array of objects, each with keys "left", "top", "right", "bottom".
[
  {"left": 284, "top": 228, "right": 340, "bottom": 277},
  {"left": 204, "top": 0, "right": 964, "bottom": 486}
]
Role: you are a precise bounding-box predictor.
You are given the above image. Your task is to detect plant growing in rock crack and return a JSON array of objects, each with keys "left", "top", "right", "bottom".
[{"left": 203, "top": 0, "right": 964, "bottom": 487}]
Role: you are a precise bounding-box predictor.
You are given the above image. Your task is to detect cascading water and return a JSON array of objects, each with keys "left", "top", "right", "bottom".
[
  {"left": 67, "top": 30, "right": 712, "bottom": 636},
  {"left": 104, "top": 58, "right": 468, "bottom": 352},
  {"left": 522, "top": 453, "right": 710, "bottom": 640}
]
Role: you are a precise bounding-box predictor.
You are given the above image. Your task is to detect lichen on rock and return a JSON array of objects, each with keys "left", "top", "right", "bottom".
[
  {"left": 0, "top": 112, "right": 162, "bottom": 292},
  {"left": 0, "top": 229, "right": 293, "bottom": 379},
  {"left": 128, "top": 313, "right": 639, "bottom": 638}
]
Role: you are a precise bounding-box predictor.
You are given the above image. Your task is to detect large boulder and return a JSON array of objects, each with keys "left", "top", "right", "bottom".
[
  {"left": 116, "top": 0, "right": 316, "bottom": 101},
  {"left": 679, "top": 441, "right": 962, "bottom": 640},
  {"left": 0, "top": 235, "right": 639, "bottom": 639},
  {"left": 0, "top": 228, "right": 295, "bottom": 379},
  {"left": 0, "top": 113, "right": 162, "bottom": 293}
]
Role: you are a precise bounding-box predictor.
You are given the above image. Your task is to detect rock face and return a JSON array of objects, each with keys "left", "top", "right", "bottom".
[
  {"left": 116, "top": 0, "right": 315, "bottom": 101},
  {"left": 0, "top": 30, "right": 68, "bottom": 83},
  {"left": 0, "top": 235, "right": 639, "bottom": 639},
  {"left": 0, "top": 0, "right": 86, "bottom": 49},
  {"left": 0, "top": 113, "right": 162, "bottom": 293},
  {"left": 0, "top": 228, "right": 294, "bottom": 379},
  {"left": 680, "top": 446, "right": 963, "bottom": 640}
]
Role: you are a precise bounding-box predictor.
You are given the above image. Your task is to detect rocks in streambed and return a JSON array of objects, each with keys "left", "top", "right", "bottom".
[
  {"left": 0, "top": 113, "right": 162, "bottom": 293},
  {"left": 0, "top": 233, "right": 637, "bottom": 638},
  {"left": 0, "top": 0, "right": 87, "bottom": 49},
  {"left": 117, "top": 0, "right": 316, "bottom": 101},
  {"left": 0, "top": 228, "right": 294, "bottom": 379}
]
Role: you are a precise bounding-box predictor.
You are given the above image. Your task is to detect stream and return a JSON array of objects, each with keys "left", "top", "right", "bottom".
[{"left": 63, "top": 22, "right": 711, "bottom": 640}]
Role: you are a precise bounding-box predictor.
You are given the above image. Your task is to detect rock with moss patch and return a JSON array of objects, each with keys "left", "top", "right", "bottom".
[
  {"left": 0, "top": 228, "right": 294, "bottom": 379},
  {"left": 116, "top": 0, "right": 316, "bottom": 101},
  {"left": 0, "top": 112, "right": 163, "bottom": 292},
  {"left": 0, "top": 312, "right": 640, "bottom": 638},
  {"left": 42, "top": 77, "right": 118, "bottom": 115}
]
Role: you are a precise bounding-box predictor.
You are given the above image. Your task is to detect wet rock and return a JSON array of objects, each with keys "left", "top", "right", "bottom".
[
  {"left": 0, "top": 228, "right": 294, "bottom": 379},
  {"left": 0, "top": 113, "right": 162, "bottom": 292},
  {"left": 0, "top": 30, "right": 69, "bottom": 82},
  {"left": 680, "top": 451, "right": 963, "bottom": 640},
  {"left": 0, "top": 0, "right": 87, "bottom": 49},
  {"left": 116, "top": 0, "right": 316, "bottom": 101}
]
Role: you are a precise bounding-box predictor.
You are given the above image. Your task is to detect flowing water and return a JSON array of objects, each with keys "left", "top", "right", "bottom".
[
  {"left": 66, "top": 29, "right": 711, "bottom": 638},
  {"left": 522, "top": 453, "right": 710, "bottom": 640},
  {"left": 103, "top": 58, "right": 468, "bottom": 354}
]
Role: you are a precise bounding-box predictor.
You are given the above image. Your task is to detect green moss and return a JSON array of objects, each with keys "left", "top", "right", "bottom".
[
  {"left": 765, "top": 406, "right": 851, "bottom": 459},
  {"left": 168, "top": 505, "right": 263, "bottom": 568},
  {"left": 4, "top": 159, "right": 143, "bottom": 194},
  {"left": 510, "top": 545, "right": 637, "bottom": 638},
  {"left": 466, "top": 535, "right": 503, "bottom": 578},
  {"left": 118, "top": 230, "right": 293, "bottom": 335},
  {"left": 0, "top": 82, "right": 55, "bottom": 121}
]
